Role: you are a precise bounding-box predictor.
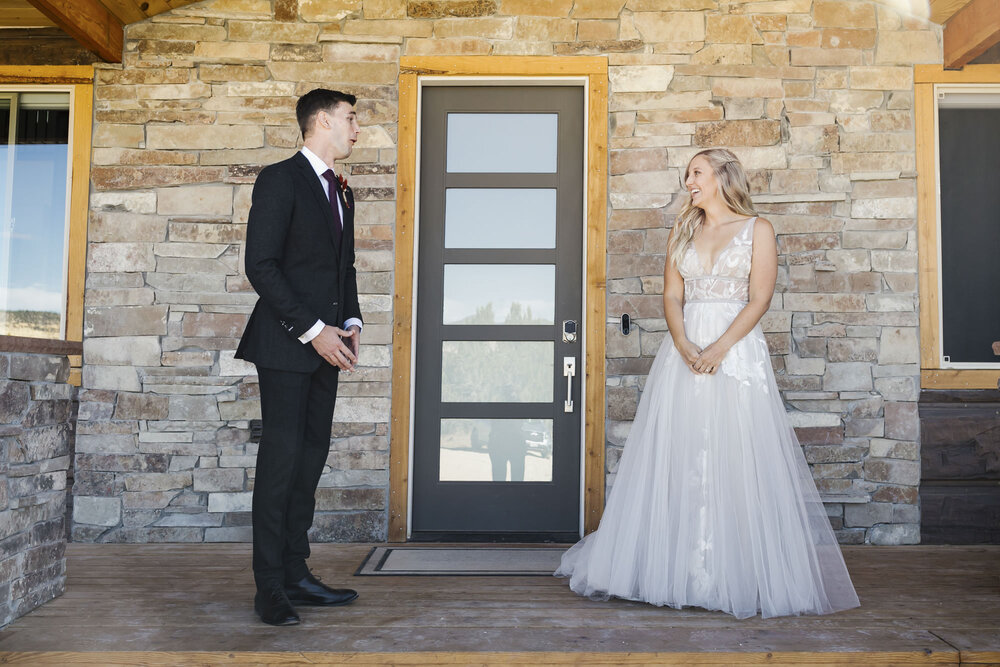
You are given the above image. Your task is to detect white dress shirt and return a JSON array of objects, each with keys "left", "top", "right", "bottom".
[{"left": 296, "top": 146, "right": 363, "bottom": 344}]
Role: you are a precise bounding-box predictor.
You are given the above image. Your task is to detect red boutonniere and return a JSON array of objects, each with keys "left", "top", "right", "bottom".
[{"left": 337, "top": 172, "right": 351, "bottom": 208}]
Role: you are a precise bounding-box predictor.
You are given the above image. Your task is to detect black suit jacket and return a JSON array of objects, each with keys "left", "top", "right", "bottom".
[{"left": 236, "top": 151, "right": 362, "bottom": 373}]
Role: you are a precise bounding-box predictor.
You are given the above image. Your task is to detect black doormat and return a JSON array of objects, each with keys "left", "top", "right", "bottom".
[{"left": 355, "top": 545, "right": 567, "bottom": 576}]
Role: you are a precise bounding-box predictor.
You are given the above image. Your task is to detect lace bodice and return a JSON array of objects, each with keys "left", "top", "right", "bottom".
[{"left": 678, "top": 217, "right": 756, "bottom": 304}]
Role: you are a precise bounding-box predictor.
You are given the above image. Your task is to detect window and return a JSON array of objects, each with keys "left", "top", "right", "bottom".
[
  {"left": 0, "top": 91, "right": 72, "bottom": 339},
  {"left": 0, "top": 67, "right": 92, "bottom": 357},
  {"left": 916, "top": 65, "right": 1000, "bottom": 388},
  {"left": 936, "top": 88, "right": 1000, "bottom": 367}
]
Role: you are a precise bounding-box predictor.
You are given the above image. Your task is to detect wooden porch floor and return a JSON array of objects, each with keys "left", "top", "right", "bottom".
[{"left": 0, "top": 544, "right": 997, "bottom": 665}]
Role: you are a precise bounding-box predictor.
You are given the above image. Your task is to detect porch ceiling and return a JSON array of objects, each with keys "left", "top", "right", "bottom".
[
  {"left": 930, "top": 0, "right": 975, "bottom": 23},
  {"left": 0, "top": 0, "right": 200, "bottom": 62}
]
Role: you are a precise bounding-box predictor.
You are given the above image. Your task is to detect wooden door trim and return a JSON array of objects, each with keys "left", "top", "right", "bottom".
[{"left": 389, "top": 56, "right": 608, "bottom": 542}]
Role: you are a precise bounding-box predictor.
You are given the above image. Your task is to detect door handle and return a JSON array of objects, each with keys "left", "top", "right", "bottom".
[{"left": 563, "top": 357, "right": 576, "bottom": 413}]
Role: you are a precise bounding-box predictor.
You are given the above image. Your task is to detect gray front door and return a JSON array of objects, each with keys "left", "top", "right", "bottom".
[{"left": 411, "top": 85, "right": 585, "bottom": 541}]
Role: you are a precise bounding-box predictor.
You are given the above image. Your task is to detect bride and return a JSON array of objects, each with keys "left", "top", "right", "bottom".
[{"left": 556, "top": 148, "right": 860, "bottom": 619}]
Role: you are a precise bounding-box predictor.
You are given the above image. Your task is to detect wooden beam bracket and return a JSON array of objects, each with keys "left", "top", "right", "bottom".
[
  {"left": 943, "top": 0, "right": 1000, "bottom": 69},
  {"left": 26, "top": 0, "right": 124, "bottom": 63}
]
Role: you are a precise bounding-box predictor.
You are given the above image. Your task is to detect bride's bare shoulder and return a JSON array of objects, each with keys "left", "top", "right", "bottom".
[{"left": 752, "top": 217, "right": 775, "bottom": 240}]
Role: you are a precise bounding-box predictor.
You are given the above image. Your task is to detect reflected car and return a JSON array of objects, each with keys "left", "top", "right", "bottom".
[{"left": 522, "top": 422, "right": 551, "bottom": 458}]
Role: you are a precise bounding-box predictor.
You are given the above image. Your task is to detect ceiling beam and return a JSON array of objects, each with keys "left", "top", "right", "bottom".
[
  {"left": 97, "top": 0, "right": 152, "bottom": 25},
  {"left": 25, "top": 0, "right": 123, "bottom": 62},
  {"left": 0, "top": 0, "right": 55, "bottom": 27},
  {"left": 944, "top": 0, "right": 1000, "bottom": 68},
  {"left": 930, "top": 0, "right": 975, "bottom": 24}
]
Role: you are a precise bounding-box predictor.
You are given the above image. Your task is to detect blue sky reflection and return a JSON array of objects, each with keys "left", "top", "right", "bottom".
[{"left": 1, "top": 142, "right": 69, "bottom": 314}]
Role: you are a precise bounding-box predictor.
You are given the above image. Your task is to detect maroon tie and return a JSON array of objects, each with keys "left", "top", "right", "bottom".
[{"left": 321, "top": 169, "right": 343, "bottom": 245}]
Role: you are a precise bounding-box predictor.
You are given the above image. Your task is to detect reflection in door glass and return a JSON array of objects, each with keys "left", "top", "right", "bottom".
[
  {"left": 441, "top": 341, "right": 553, "bottom": 403},
  {"left": 445, "top": 188, "right": 556, "bottom": 248},
  {"left": 443, "top": 264, "right": 554, "bottom": 325},
  {"left": 440, "top": 419, "right": 553, "bottom": 482},
  {"left": 447, "top": 113, "right": 557, "bottom": 173}
]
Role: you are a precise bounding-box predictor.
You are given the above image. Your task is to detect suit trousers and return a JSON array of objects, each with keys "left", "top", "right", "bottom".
[{"left": 252, "top": 362, "right": 339, "bottom": 591}]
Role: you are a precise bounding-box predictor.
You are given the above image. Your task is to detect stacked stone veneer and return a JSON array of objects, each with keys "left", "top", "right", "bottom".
[
  {"left": 0, "top": 352, "right": 75, "bottom": 626},
  {"left": 78, "top": 0, "right": 939, "bottom": 545}
]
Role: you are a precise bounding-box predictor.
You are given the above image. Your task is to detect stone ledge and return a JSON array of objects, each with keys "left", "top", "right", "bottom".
[
  {"left": 821, "top": 494, "right": 871, "bottom": 504},
  {"left": 0, "top": 336, "right": 83, "bottom": 356},
  {"left": 752, "top": 193, "right": 849, "bottom": 203},
  {"left": 318, "top": 31, "right": 404, "bottom": 44}
]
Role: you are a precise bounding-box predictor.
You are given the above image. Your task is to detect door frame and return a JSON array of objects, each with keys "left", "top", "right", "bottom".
[{"left": 389, "top": 56, "right": 608, "bottom": 542}]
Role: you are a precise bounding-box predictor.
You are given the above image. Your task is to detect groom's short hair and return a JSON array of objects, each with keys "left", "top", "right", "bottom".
[{"left": 297, "top": 89, "right": 357, "bottom": 139}]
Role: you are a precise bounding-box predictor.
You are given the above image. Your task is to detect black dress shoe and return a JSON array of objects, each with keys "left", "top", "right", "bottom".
[
  {"left": 254, "top": 583, "right": 300, "bottom": 626},
  {"left": 285, "top": 571, "right": 359, "bottom": 607}
]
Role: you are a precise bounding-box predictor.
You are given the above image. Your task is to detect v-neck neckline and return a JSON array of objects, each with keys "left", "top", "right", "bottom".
[{"left": 691, "top": 217, "right": 754, "bottom": 274}]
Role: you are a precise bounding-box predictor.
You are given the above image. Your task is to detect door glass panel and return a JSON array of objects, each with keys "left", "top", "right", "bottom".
[
  {"left": 439, "top": 419, "right": 552, "bottom": 482},
  {"left": 445, "top": 188, "right": 556, "bottom": 248},
  {"left": 441, "top": 341, "right": 553, "bottom": 403},
  {"left": 440, "top": 418, "right": 553, "bottom": 482},
  {"left": 447, "top": 113, "right": 557, "bottom": 173},
  {"left": 443, "top": 264, "right": 554, "bottom": 325}
]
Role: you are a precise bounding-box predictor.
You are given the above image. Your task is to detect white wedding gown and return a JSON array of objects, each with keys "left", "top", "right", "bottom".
[{"left": 556, "top": 217, "right": 860, "bottom": 619}]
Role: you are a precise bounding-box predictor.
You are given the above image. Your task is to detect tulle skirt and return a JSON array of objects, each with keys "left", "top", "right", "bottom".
[{"left": 555, "top": 301, "right": 860, "bottom": 619}]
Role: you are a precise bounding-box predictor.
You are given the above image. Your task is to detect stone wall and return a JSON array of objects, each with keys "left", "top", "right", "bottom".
[
  {"left": 78, "top": 0, "right": 939, "bottom": 544},
  {"left": 0, "top": 351, "right": 75, "bottom": 627}
]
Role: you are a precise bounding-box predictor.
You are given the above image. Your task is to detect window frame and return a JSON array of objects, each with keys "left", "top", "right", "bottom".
[
  {"left": 916, "top": 64, "right": 1000, "bottom": 389},
  {"left": 0, "top": 66, "right": 93, "bottom": 381}
]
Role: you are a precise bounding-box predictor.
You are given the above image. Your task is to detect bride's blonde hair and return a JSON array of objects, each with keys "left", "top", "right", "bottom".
[{"left": 666, "top": 148, "right": 757, "bottom": 269}]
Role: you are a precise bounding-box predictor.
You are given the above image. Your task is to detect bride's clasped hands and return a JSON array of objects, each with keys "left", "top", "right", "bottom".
[{"left": 689, "top": 339, "right": 729, "bottom": 375}]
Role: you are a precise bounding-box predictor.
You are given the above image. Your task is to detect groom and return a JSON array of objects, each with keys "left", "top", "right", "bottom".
[{"left": 236, "top": 89, "right": 363, "bottom": 625}]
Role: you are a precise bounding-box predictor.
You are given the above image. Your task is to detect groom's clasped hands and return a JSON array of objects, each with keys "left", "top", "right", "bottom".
[{"left": 310, "top": 324, "right": 361, "bottom": 372}]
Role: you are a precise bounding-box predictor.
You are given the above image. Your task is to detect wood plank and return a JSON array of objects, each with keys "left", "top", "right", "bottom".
[
  {"left": 66, "top": 78, "right": 93, "bottom": 345},
  {"left": 68, "top": 354, "right": 82, "bottom": 387},
  {"left": 585, "top": 69, "right": 609, "bottom": 534},
  {"left": 915, "top": 63, "right": 1000, "bottom": 82},
  {"left": 0, "top": 64, "right": 94, "bottom": 84},
  {"left": 930, "top": 0, "right": 976, "bottom": 24},
  {"left": 0, "top": 544, "right": 993, "bottom": 663},
  {"left": 920, "top": 482, "right": 1000, "bottom": 543},
  {"left": 0, "top": 334, "right": 83, "bottom": 355},
  {"left": 0, "top": 649, "right": 963, "bottom": 665},
  {"left": 0, "top": 28, "right": 99, "bottom": 66},
  {"left": 943, "top": 0, "right": 1000, "bottom": 69},
  {"left": 389, "top": 71, "right": 418, "bottom": 543},
  {"left": 915, "top": 83, "right": 940, "bottom": 373},
  {"left": 930, "top": 630, "right": 1000, "bottom": 664},
  {"left": 922, "top": 369, "right": 1000, "bottom": 389},
  {"left": 25, "top": 0, "right": 123, "bottom": 62},
  {"left": 96, "top": 0, "right": 151, "bottom": 24},
  {"left": 0, "top": 0, "right": 54, "bottom": 26}
]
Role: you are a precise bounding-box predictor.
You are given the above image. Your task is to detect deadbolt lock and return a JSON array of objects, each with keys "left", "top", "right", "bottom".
[{"left": 562, "top": 319, "right": 577, "bottom": 343}]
